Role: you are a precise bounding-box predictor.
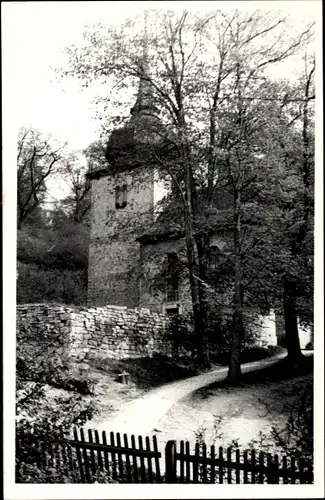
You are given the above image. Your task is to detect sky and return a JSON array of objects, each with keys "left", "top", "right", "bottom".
[
  {"left": 2, "top": 1, "right": 321, "bottom": 200},
  {"left": 3, "top": 1, "right": 320, "bottom": 153}
]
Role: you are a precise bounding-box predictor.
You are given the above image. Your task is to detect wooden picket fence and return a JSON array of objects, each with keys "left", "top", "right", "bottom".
[
  {"left": 16, "top": 427, "right": 313, "bottom": 484},
  {"left": 16, "top": 427, "right": 162, "bottom": 483},
  {"left": 165, "top": 440, "right": 314, "bottom": 484}
]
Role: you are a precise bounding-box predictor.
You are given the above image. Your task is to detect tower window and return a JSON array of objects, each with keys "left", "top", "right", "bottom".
[
  {"left": 166, "top": 253, "right": 180, "bottom": 303},
  {"left": 115, "top": 184, "right": 127, "bottom": 209}
]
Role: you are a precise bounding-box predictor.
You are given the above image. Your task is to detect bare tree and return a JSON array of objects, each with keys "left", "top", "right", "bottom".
[
  {"left": 61, "top": 156, "right": 92, "bottom": 225},
  {"left": 17, "top": 128, "right": 65, "bottom": 229}
]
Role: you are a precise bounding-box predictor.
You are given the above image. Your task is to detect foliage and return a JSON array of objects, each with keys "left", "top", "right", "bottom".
[
  {"left": 17, "top": 262, "right": 87, "bottom": 305},
  {"left": 269, "top": 378, "right": 313, "bottom": 462},
  {"left": 17, "top": 214, "right": 89, "bottom": 305},
  {"left": 58, "top": 9, "right": 315, "bottom": 378},
  {"left": 164, "top": 313, "right": 195, "bottom": 356}
]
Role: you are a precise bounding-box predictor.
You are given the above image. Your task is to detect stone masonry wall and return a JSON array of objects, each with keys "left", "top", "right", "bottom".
[
  {"left": 88, "top": 169, "right": 155, "bottom": 307},
  {"left": 16, "top": 303, "right": 73, "bottom": 353},
  {"left": 17, "top": 303, "right": 171, "bottom": 363}
]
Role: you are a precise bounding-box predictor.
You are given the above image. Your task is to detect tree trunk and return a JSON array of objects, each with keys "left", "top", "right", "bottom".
[
  {"left": 195, "top": 235, "right": 211, "bottom": 368},
  {"left": 227, "top": 191, "right": 244, "bottom": 385},
  {"left": 178, "top": 116, "right": 210, "bottom": 368},
  {"left": 183, "top": 199, "right": 209, "bottom": 367},
  {"left": 283, "top": 280, "right": 304, "bottom": 362}
]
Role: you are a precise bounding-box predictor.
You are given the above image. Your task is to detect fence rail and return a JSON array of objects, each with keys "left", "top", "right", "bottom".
[
  {"left": 16, "top": 427, "right": 162, "bottom": 483},
  {"left": 166, "top": 440, "right": 313, "bottom": 484},
  {"left": 16, "top": 427, "right": 313, "bottom": 484}
]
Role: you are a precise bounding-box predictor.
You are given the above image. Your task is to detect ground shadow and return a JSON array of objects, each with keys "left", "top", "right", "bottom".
[
  {"left": 191, "top": 355, "right": 314, "bottom": 401},
  {"left": 91, "top": 353, "right": 199, "bottom": 390}
]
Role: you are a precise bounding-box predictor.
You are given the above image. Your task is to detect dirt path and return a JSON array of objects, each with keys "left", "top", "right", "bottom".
[{"left": 85, "top": 350, "right": 289, "bottom": 436}]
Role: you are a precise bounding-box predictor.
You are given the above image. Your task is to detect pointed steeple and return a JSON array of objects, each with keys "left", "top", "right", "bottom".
[
  {"left": 104, "top": 12, "right": 164, "bottom": 169},
  {"left": 130, "top": 11, "right": 159, "bottom": 118}
]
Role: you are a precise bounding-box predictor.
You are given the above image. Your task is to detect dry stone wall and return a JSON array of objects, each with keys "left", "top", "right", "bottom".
[{"left": 17, "top": 303, "right": 171, "bottom": 363}]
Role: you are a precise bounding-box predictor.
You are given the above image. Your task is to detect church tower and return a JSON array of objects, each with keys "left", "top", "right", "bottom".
[{"left": 87, "top": 60, "right": 165, "bottom": 307}]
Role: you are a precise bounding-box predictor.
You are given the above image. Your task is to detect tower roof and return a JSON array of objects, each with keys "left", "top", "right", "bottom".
[{"left": 104, "top": 63, "right": 162, "bottom": 171}]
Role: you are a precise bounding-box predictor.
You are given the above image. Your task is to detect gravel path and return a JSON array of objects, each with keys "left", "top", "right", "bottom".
[{"left": 86, "top": 350, "right": 288, "bottom": 436}]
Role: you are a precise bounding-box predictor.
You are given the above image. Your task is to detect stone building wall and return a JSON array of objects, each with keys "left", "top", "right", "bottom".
[
  {"left": 87, "top": 168, "right": 156, "bottom": 307},
  {"left": 16, "top": 303, "right": 171, "bottom": 363}
]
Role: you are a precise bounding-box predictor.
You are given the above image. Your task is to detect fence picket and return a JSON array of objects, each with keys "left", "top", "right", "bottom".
[
  {"left": 123, "top": 434, "right": 132, "bottom": 482},
  {"left": 185, "top": 442, "right": 191, "bottom": 483},
  {"left": 73, "top": 427, "right": 85, "bottom": 483},
  {"left": 138, "top": 435, "right": 146, "bottom": 482},
  {"left": 274, "top": 454, "right": 279, "bottom": 484},
  {"left": 210, "top": 445, "right": 216, "bottom": 484},
  {"left": 282, "top": 455, "right": 288, "bottom": 484},
  {"left": 165, "top": 440, "right": 176, "bottom": 483},
  {"left": 258, "top": 451, "right": 264, "bottom": 484},
  {"left": 152, "top": 435, "right": 161, "bottom": 481},
  {"left": 227, "top": 448, "right": 232, "bottom": 484},
  {"left": 94, "top": 430, "right": 103, "bottom": 473},
  {"left": 87, "top": 429, "right": 97, "bottom": 479},
  {"left": 243, "top": 450, "right": 249, "bottom": 483},
  {"left": 179, "top": 441, "right": 185, "bottom": 482},
  {"left": 191, "top": 443, "right": 200, "bottom": 483},
  {"left": 266, "top": 453, "right": 273, "bottom": 483},
  {"left": 101, "top": 431, "right": 111, "bottom": 479},
  {"left": 80, "top": 427, "right": 91, "bottom": 482},
  {"left": 116, "top": 433, "right": 125, "bottom": 481},
  {"left": 110, "top": 431, "right": 118, "bottom": 481},
  {"left": 201, "top": 443, "right": 208, "bottom": 483},
  {"left": 219, "top": 447, "right": 224, "bottom": 484},
  {"left": 235, "top": 449, "right": 240, "bottom": 484},
  {"left": 145, "top": 436, "right": 153, "bottom": 482},
  {"left": 131, "top": 435, "right": 139, "bottom": 483},
  {"left": 251, "top": 449, "right": 256, "bottom": 484}
]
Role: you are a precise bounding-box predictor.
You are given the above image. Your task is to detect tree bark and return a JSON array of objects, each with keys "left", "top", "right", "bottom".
[
  {"left": 283, "top": 280, "right": 304, "bottom": 362},
  {"left": 227, "top": 191, "right": 244, "bottom": 384},
  {"left": 177, "top": 108, "right": 211, "bottom": 367},
  {"left": 195, "top": 235, "right": 211, "bottom": 368}
]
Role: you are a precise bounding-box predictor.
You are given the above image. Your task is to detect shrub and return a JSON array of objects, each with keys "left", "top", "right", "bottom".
[
  {"left": 270, "top": 378, "right": 313, "bottom": 462},
  {"left": 17, "top": 262, "right": 87, "bottom": 305},
  {"left": 164, "top": 314, "right": 195, "bottom": 356},
  {"left": 51, "top": 367, "right": 95, "bottom": 395}
]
